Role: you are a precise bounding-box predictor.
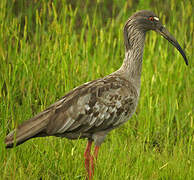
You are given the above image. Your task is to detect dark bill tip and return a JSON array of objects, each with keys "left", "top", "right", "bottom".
[
  {"left": 156, "top": 26, "right": 188, "bottom": 66},
  {"left": 175, "top": 43, "right": 188, "bottom": 65}
]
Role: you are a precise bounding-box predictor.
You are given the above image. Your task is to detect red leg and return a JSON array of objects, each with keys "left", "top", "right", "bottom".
[
  {"left": 90, "top": 146, "right": 100, "bottom": 177},
  {"left": 84, "top": 141, "right": 92, "bottom": 180}
]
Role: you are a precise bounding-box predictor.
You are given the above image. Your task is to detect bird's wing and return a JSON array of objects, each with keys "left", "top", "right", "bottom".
[{"left": 45, "top": 75, "right": 138, "bottom": 136}]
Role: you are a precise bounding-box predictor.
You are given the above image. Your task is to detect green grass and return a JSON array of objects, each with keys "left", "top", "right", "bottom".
[{"left": 0, "top": 0, "right": 193, "bottom": 179}]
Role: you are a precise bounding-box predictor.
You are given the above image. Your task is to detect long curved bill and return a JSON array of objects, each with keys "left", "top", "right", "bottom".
[{"left": 156, "top": 26, "right": 188, "bottom": 65}]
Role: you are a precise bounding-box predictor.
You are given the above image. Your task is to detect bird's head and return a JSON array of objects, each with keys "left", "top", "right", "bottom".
[{"left": 124, "top": 10, "right": 188, "bottom": 65}]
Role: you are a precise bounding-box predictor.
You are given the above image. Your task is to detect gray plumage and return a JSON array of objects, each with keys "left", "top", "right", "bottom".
[
  {"left": 5, "top": 75, "right": 138, "bottom": 147},
  {"left": 5, "top": 10, "right": 188, "bottom": 150}
]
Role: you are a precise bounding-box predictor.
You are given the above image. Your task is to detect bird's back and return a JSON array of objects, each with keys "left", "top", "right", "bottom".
[{"left": 5, "top": 74, "right": 138, "bottom": 147}]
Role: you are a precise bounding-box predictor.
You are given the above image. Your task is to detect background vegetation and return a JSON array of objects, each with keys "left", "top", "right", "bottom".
[{"left": 0, "top": 0, "right": 193, "bottom": 179}]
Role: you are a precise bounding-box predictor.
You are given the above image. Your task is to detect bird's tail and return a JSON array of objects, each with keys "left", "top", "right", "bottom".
[{"left": 5, "top": 110, "right": 51, "bottom": 148}]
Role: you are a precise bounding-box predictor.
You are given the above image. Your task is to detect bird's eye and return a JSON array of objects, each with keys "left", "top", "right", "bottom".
[{"left": 148, "top": 16, "right": 154, "bottom": 21}]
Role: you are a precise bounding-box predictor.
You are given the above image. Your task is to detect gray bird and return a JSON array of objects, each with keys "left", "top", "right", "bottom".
[{"left": 5, "top": 10, "right": 188, "bottom": 180}]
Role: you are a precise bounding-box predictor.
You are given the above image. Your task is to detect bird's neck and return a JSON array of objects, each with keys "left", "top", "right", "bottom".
[{"left": 117, "top": 27, "right": 146, "bottom": 92}]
